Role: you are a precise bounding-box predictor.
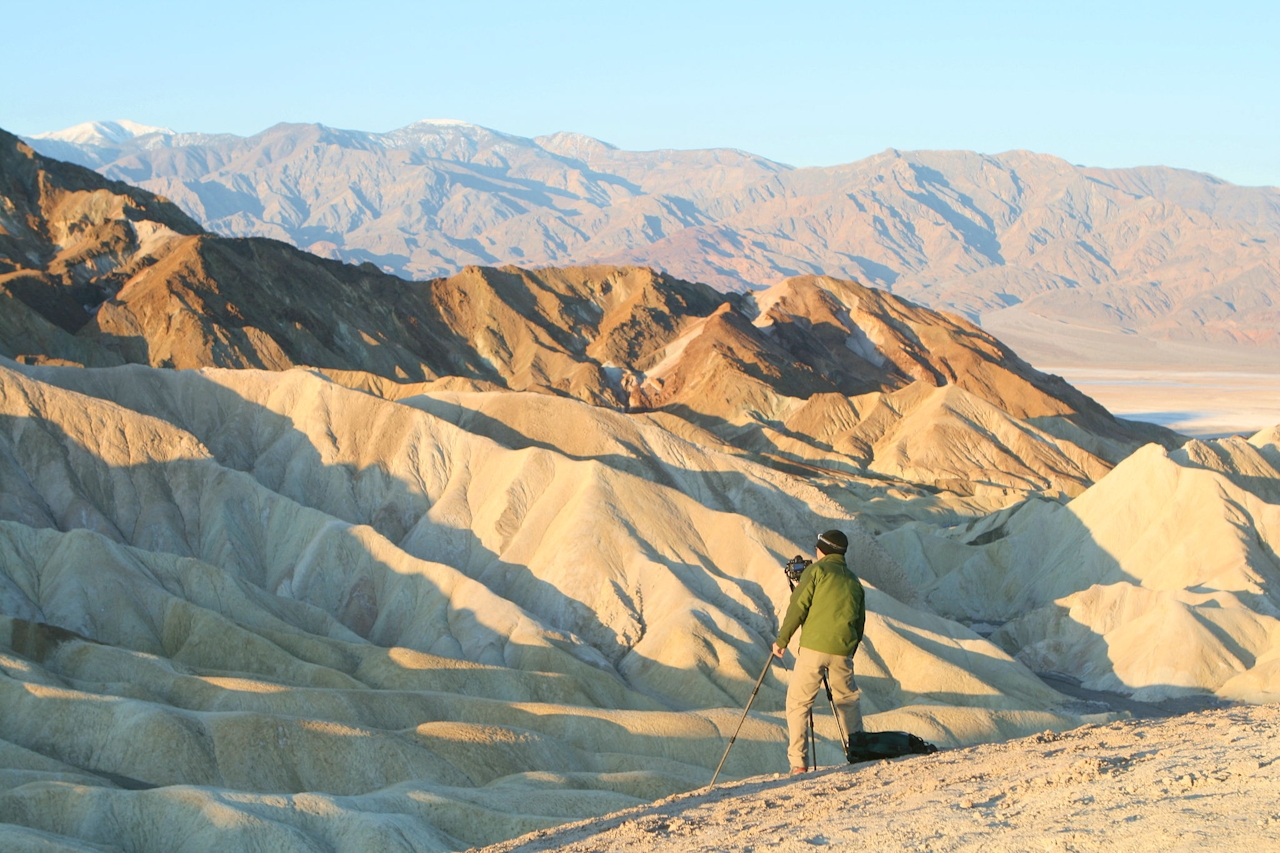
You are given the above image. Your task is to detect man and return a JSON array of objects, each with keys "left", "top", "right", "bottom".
[{"left": 773, "top": 529, "right": 865, "bottom": 774}]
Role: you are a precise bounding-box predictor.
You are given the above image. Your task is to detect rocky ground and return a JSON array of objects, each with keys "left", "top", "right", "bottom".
[{"left": 479, "top": 703, "right": 1280, "bottom": 853}]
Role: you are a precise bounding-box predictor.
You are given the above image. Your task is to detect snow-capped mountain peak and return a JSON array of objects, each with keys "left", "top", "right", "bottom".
[{"left": 33, "top": 119, "right": 174, "bottom": 146}]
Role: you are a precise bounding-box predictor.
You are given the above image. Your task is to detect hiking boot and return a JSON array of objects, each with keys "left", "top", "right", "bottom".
[{"left": 790, "top": 766, "right": 808, "bottom": 775}]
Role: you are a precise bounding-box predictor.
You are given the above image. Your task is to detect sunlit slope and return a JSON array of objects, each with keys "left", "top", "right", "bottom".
[
  {"left": 881, "top": 429, "right": 1280, "bottom": 701},
  {"left": 0, "top": 360, "right": 1102, "bottom": 850}
]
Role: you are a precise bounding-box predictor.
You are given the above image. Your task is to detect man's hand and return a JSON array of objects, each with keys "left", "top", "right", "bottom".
[{"left": 772, "top": 643, "right": 785, "bottom": 658}]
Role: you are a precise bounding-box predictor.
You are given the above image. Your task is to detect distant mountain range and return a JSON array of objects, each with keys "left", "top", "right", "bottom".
[{"left": 25, "top": 119, "right": 1280, "bottom": 368}]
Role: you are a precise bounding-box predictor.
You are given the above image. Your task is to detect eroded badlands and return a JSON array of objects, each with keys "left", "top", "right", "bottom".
[
  {"left": 1, "top": 130, "right": 1278, "bottom": 851},
  {"left": 0, "top": 361, "right": 1113, "bottom": 852}
]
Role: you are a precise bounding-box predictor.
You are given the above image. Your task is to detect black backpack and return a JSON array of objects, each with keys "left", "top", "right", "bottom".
[{"left": 845, "top": 730, "right": 939, "bottom": 763}]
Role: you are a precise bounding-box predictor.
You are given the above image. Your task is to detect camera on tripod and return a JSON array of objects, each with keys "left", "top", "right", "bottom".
[{"left": 783, "top": 554, "right": 811, "bottom": 583}]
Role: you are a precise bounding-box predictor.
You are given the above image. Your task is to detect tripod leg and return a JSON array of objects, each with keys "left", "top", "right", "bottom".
[
  {"left": 710, "top": 654, "right": 774, "bottom": 787},
  {"left": 821, "top": 672, "right": 850, "bottom": 756},
  {"left": 807, "top": 671, "right": 845, "bottom": 770}
]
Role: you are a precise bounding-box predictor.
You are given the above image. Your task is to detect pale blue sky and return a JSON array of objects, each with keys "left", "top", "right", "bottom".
[{"left": 5, "top": 0, "right": 1277, "bottom": 186}]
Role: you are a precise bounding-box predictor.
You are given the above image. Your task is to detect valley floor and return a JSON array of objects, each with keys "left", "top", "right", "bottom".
[
  {"left": 479, "top": 703, "right": 1280, "bottom": 853},
  {"left": 1049, "top": 369, "right": 1280, "bottom": 438}
]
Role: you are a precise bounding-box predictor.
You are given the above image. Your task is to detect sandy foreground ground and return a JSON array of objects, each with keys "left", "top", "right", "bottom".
[
  {"left": 478, "top": 704, "right": 1280, "bottom": 853},
  {"left": 1050, "top": 369, "right": 1280, "bottom": 438}
]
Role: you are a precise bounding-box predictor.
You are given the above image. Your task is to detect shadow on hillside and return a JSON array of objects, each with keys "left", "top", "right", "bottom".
[
  {"left": 0, "top": 407, "right": 816, "bottom": 789},
  {"left": 655, "top": 402, "right": 1003, "bottom": 521},
  {"left": 406, "top": 393, "right": 698, "bottom": 492},
  {"left": 918, "top": 491, "right": 1280, "bottom": 714},
  {"left": 906, "top": 164, "right": 1005, "bottom": 265},
  {"left": 405, "top": 394, "right": 861, "bottom": 539},
  {"left": 0, "top": 366, "right": 803, "bottom": 711},
  {"left": 1035, "top": 673, "right": 1236, "bottom": 720}
]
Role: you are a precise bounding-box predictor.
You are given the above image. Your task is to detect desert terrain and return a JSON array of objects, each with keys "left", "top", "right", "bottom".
[
  {"left": 478, "top": 703, "right": 1280, "bottom": 853},
  {"left": 0, "top": 127, "right": 1277, "bottom": 851}
]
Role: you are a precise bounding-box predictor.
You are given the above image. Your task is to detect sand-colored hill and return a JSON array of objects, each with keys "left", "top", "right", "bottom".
[
  {"left": 880, "top": 429, "right": 1280, "bottom": 702},
  {"left": 28, "top": 121, "right": 1280, "bottom": 367},
  {"left": 0, "top": 359, "right": 1106, "bottom": 850}
]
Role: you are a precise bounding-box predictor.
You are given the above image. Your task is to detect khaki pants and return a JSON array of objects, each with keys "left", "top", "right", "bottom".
[{"left": 786, "top": 646, "right": 862, "bottom": 769}]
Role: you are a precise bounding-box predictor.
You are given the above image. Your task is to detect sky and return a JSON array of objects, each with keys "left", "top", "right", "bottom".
[{"left": 3, "top": 0, "right": 1277, "bottom": 186}]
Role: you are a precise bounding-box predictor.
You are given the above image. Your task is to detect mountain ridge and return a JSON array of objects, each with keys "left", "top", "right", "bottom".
[{"left": 26, "top": 118, "right": 1280, "bottom": 368}]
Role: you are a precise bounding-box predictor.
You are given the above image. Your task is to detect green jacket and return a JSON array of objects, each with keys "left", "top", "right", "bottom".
[{"left": 776, "top": 553, "right": 865, "bottom": 656}]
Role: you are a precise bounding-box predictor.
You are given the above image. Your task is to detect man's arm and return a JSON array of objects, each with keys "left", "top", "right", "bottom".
[{"left": 775, "top": 563, "right": 819, "bottom": 652}]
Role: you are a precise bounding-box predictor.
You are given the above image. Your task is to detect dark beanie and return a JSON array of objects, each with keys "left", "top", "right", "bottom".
[{"left": 817, "top": 529, "right": 848, "bottom": 555}]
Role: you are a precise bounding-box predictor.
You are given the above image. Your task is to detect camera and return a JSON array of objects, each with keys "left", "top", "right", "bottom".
[{"left": 783, "top": 554, "right": 811, "bottom": 583}]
